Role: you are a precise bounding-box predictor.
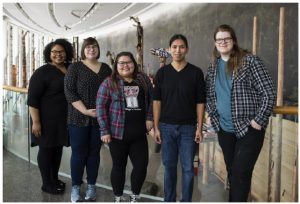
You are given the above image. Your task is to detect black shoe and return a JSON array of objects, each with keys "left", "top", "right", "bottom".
[
  {"left": 55, "top": 179, "right": 66, "bottom": 189},
  {"left": 42, "top": 184, "right": 64, "bottom": 195}
]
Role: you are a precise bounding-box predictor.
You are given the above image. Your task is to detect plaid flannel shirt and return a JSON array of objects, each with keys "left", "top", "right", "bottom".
[
  {"left": 206, "top": 54, "right": 276, "bottom": 138},
  {"left": 96, "top": 73, "right": 153, "bottom": 140}
]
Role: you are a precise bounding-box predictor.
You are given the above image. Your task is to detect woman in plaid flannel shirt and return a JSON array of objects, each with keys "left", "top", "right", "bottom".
[
  {"left": 205, "top": 24, "right": 276, "bottom": 202},
  {"left": 96, "top": 51, "right": 153, "bottom": 202}
]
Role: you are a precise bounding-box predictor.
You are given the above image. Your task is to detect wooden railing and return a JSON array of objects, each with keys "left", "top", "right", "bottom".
[
  {"left": 273, "top": 106, "right": 298, "bottom": 115},
  {"left": 3, "top": 85, "right": 298, "bottom": 115},
  {"left": 3, "top": 85, "right": 28, "bottom": 93}
]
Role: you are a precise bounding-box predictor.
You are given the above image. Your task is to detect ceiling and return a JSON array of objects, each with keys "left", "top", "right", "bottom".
[{"left": 3, "top": 3, "right": 157, "bottom": 37}]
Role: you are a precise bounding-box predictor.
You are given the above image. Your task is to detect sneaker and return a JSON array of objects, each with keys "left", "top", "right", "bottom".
[
  {"left": 71, "top": 185, "right": 82, "bottom": 202},
  {"left": 130, "top": 194, "right": 140, "bottom": 202},
  {"left": 114, "top": 196, "right": 124, "bottom": 202},
  {"left": 85, "top": 184, "right": 96, "bottom": 201}
]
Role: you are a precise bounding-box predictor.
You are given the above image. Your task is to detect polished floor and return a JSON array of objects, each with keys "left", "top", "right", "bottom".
[
  {"left": 3, "top": 149, "right": 159, "bottom": 202},
  {"left": 3, "top": 149, "right": 228, "bottom": 202},
  {"left": 3, "top": 90, "right": 228, "bottom": 202},
  {"left": 3, "top": 148, "right": 228, "bottom": 202}
]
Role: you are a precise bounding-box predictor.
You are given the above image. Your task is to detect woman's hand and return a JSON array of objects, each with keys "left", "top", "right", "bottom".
[
  {"left": 101, "top": 134, "right": 112, "bottom": 144},
  {"left": 250, "top": 119, "right": 262, "bottom": 130},
  {"left": 32, "top": 121, "right": 42, "bottom": 137},
  {"left": 146, "top": 120, "right": 153, "bottom": 132},
  {"left": 84, "top": 109, "right": 97, "bottom": 118}
]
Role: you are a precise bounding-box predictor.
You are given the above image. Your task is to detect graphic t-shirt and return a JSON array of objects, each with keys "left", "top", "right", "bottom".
[{"left": 123, "top": 80, "right": 146, "bottom": 140}]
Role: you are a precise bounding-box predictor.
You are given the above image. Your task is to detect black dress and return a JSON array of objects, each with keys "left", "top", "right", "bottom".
[{"left": 27, "top": 63, "right": 69, "bottom": 147}]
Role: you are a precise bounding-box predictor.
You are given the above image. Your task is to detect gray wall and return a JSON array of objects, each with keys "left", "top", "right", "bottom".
[{"left": 96, "top": 3, "right": 298, "bottom": 104}]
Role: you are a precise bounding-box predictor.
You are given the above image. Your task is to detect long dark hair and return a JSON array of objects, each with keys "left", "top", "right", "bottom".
[
  {"left": 80, "top": 37, "right": 100, "bottom": 60},
  {"left": 111, "top": 52, "right": 139, "bottom": 88},
  {"left": 212, "top": 24, "right": 250, "bottom": 73},
  {"left": 43, "top": 38, "right": 73, "bottom": 63}
]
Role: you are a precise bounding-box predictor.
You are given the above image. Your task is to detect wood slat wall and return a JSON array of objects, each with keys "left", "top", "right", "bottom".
[{"left": 200, "top": 117, "right": 298, "bottom": 202}]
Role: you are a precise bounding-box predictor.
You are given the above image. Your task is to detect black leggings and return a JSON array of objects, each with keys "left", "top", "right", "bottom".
[
  {"left": 109, "top": 135, "right": 148, "bottom": 196},
  {"left": 218, "top": 126, "right": 265, "bottom": 202},
  {"left": 37, "top": 146, "right": 63, "bottom": 186}
]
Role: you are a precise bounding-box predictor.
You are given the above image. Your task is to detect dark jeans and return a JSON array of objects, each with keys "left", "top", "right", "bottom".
[
  {"left": 160, "top": 123, "right": 196, "bottom": 202},
  {"left": 37, "top": 146, "right": 63, "bottom": 187},
  {"left": 69, "top": 125, "right": 102, "bottom": 186},
  {"left": 109, "top": 135, "right": 148, "bottom": 196},
  {"left": 218, "top": 126, "right": 265, "bottom": 202}
]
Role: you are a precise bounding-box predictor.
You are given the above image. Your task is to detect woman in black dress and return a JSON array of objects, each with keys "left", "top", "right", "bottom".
[{"left": 27, "top": 39, "right": 73, "bottom": 194}]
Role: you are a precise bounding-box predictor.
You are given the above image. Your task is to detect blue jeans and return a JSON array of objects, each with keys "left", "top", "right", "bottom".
[
  {"left": 69, "top": 125, "right": 102, "bottom": 186},
  {"left": 160, "top": 123, "right": 196, "bottom": 202}
]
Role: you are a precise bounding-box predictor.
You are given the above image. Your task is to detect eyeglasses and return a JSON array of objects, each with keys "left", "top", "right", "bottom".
[
  {"left": 85, "top": 45, "right": 98, "bottom": 50},
  {"left": 51, "top": 50, "right": 65, "bottom": 55},
  {"left": 118, "top": 61, "right": 133, "bottom": 66},
  {"left": 215, "top": 37, "right": 232, "bottom": 44}
]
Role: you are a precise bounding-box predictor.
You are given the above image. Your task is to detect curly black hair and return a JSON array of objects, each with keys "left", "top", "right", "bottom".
[{"left": 43, "top": 38, "right": 74, "bottom": 63}]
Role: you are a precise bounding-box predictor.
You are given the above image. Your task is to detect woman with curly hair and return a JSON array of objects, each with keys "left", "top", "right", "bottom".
[{"left": 27, "top": 38, "right": 73, "bottom": 194}]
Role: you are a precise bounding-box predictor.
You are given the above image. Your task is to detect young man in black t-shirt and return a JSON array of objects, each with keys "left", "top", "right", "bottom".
[{"left": 153, "top": 34, "right": 205, "bottom": 202}]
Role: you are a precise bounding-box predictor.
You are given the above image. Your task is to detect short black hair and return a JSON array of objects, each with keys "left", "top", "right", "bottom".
[
  {"left": 169, "top": 34, "right": 189, "bottom": 48},
  {"left": 43, "top": 38, "right": 74, "bottom": 63}
]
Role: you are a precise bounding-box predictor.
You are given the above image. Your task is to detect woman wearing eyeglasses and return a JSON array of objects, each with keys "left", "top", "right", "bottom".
[
  {"left": 96, "top": 52, "right": 153, "bottom": 202},
  {"left": 64, "top": 37, "right": 112, "bottom": 202},
  {"left": 205, "top": 24, "right": 276, "bottom": 201},
  {"left": 27, "top": 39, "right": 73, "bottom": 194}
]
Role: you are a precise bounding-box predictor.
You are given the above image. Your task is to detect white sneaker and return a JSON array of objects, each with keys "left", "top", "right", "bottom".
[
  {"left": 114, "top": 195, "right": 124, "bottom": 202},
  {"left": 85, "top": 184, "right": 96, "bottom": 201},
  {"left": 71, "top": 185, "right": 82, "bottom": 202},
  {"left": 130, "top": 194, "right": 140, "bottom": 202}
]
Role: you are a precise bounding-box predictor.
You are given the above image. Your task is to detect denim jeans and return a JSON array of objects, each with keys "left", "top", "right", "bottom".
[
  {"left": 69, "top": 125, "right": 102, "bottom": 186},
  {"left": 160, "top": 123, "right": 196, "bottom": 202},
  {"left": 218, "top": 126, "right": 265, "bottom": 201}
]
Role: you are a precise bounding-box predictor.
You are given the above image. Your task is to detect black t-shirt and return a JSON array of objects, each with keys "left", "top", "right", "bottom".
[
  {"left": 153, "top": 63, "right": 205, "bottom": 125},
  {"left": 123, "top": 80, "right": 146, "bottom": 140}
]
